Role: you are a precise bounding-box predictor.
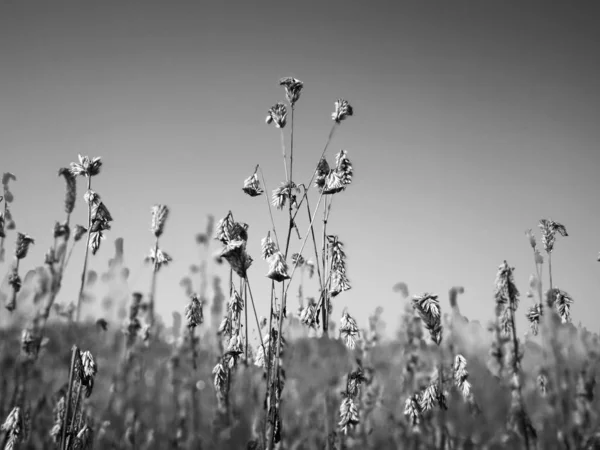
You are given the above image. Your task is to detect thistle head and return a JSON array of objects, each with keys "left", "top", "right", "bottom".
[
  {"left": 70, "top": 154, "right": 102, "bottom": 177},
  {"left": 279, "top": 77, "right": 303, "bottom": 106},
  {"left": 151, "top": 204, "right": 169, "bottom": 238},
  {"left": 332, "top": 99, "right": 353, "bottom": 123},
  {"left": 265, "top": 102, "right": 287, "bottom": 128}
]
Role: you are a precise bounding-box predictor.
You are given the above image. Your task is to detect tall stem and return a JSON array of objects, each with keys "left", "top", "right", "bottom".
[
  {"left": 508, "top": 297, "right": 531, "bottom": 450},
  {"left": 75, "top": 177, "right": 92, "bottom": 322},
  {"left": 290, "top": 123, "right": 337, "bottom": 221},
  {"left": 149, "top": 236, "right": 159, "bottom": 327},
  {"left": 548, "top": 252, "right": 553, "bottom": 294},
  {"left": 280, "top": 130, "right": 288, "bottom": 182}
]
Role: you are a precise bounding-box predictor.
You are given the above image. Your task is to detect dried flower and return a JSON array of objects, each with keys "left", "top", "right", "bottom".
[
  {"left": 412, "top": 293, "right": 442, "bottom": 344},
  {"left": 453, "top": 354, "right": 472, "bottom": 400},
  {"left": 332, "top": 99, "right": 353, "bottom": 123},
  {"left": 272, "top": 181, "right": 299, "bottom": 210},
  {"left": 15, "top": 233, "right": 34, "bottom": 259},
  {"left": 58, "top": 168, "right": 77, "bottom": 214},
  {"left": 145, "top": 247, "right": 172, "bottom": 271},
  {"left": 151, "top": 204, "right": 169, "bottom": 238},
  {"left": 494, "top": 261, "right": 520, "bottom": 309},
  {"left": 266, "top": 251, "right": 290, "bottom": 282},
  {"left": 526, "top": 303, "right": 542, "bottom": 335},
  {"left": 261, "top": 232, "right": 277, "bottom": 259},
  {"left": 242, "top": 171, "right": 264, "bottom": 197},
  {"left": 339, "top": 311, "right": 360, "bottom": 349},
  {"left": 265, "top": 102, "right": 287, "bottom": 128},
  {"left": 279, "top": 77, "right": 304, "bottom": 106},
  {"left": 538, "top": 219, "right": 568, "bottom": 253},
  {"left": 70, "top": 154, "right": 102, "bottom": 177},
  {"left": 185, "top": 294, "right": 204, "bottom": 328}
]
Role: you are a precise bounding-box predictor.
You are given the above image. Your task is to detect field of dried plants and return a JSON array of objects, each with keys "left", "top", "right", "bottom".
[{"left": 1, "top": 77, "right": 600, "bottom": 450}]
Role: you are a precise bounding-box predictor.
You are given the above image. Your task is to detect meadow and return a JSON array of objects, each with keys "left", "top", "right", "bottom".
[{"left": 1, "top": 77, "right": 600, "bottom": 450}]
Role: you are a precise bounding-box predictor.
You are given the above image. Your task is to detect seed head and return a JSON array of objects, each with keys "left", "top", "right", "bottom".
[
  {"left": 261, "top": 232, "right": 277, "bottom": 260},
  {"left": 151, "top": 204, "right": 169, "bottom": 237},
  {"left": 70, "top": 154, "right": 102, "bottom": 177},
  {"left": 332, "top": 99, "right": 354, "bottom": 123},
  {"left": 58, "top": 168, "right": 77, "bottom": 214},
  {"left": 242, "top": 172, "right": 264, "bottom": 197},
  {"left": 279, "top": 77, "right": 304, "bottom": 106},
  {"left": 15, "top": 233, "right": 34, "bottom": 259},
  {"left": 538, "top": 219, "right": 568, "bottom": 253},
  {"left": 185, "top": 294, "right": 204, "bottom": 329},
  {"left": 265, "top": 102, "right": 287, "bottom": 128},
  {"left": 339, "top": 310, "right": 360, "bottom": 349},
  {"left": 266, "top": 251, "right": 290, "bottom": 282}
]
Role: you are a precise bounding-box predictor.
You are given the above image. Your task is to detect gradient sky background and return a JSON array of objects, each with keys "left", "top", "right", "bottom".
[{"left": 0, "top": 1, "right": 599, "bottom": 337}]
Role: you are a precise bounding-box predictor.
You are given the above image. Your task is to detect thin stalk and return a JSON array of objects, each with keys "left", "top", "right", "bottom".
[
  {"left": 290, "top": 123, "right": 337, "bottom": 222},
  {"left": 67, "top": 381, "right": 83, "bottom": 447},
  {"left": 258, "top": 167, "right": 281, "bottom": 251},
  {"left": 280, "top": 129, "right": 289, "bottom": 182},
  {"left": 548, "top": 252, "right": 553, "bottom": 294},
  {"left": 61, "top": 346, "right": 79, "bottom": 450},
  {"left": 244, "top": 277, "right": 268, "bottom": 361},
  {"left": 244, "top": 279, "right": 250, "bottom": 365},
  {"left": 321, "top": 196, "right": 329, "bottom": 334},
  {"left": 75, "top": 177, "right": 92, "bottom": 322},
  {"left": 267, "top": 191, "right": 325, "bottom": 449},
  {"left": 289, "top": 105, "right": 295, "bottom": 184},
  {"left": 149, "top": 236, "right": 159, "bottom": 327},
  {"left": 304, "top": 188, "right": 324, "bottom": 292},
  {"left": 0, "top": 198, "right": 7, "bottom": 263},
  {"left": 263, "top": 280, "right": 275, "bottom": 440},
  {"left": 508, "top": 299, "right": 531, "bottom": 450}
]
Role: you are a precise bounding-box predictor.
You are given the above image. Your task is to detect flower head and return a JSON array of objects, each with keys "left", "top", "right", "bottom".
[
  {"left": 332, "top": 99, "right": 354, "bottom": 123},
  {"left": 266, "top": 251, "right": 290, "bottom": 282},
  {"left": 70, "top": 154, "right": 102, "bottom": 177},
  {"left": 185, "top": 294, "right": 204, "bottom": 328},
  {"left": 266, "top": 102, "right": 288, "bottom": 128},
  {"left": 538, "top": 219, "right": 568, "bottom": 253},
  {"left": 279, "top": 77, "right": 303, "bottom": 106},
  {"left": 242, "top": 171, "right": 264, "bottom": 197},
  {"left": 58, "top": 168, "right": 77, "bottom": 214},
  {"left": 15, "top": 233, "right": 34, "bottom": 259},
  {"left": 151, "top": 204, "right": 169, "bottom": 238}
]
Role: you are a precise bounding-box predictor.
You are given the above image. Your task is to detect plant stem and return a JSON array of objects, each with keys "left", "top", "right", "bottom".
[
  {"left": 508, "top": 295, "right": 531, "bottom": 450},
  {"left": 75, "top": 177, "right": 92, "bottom": 322},
  {"left": 290, "top": 123, "right": 337, "bottom": 221},
  {"left": 258, "top": 167, "right": 281, "bottom": 251},
  {"left": 149, "top": 236, "right": 159, "bottom": 327},
  {"left": 61, "top": 346, "right": 79, "bottom": 450},
  {"left": 280, "top": 129, "right": 289, "bottom": 183}
]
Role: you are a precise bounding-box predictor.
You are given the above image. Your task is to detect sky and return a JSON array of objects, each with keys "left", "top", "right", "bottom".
[{"left": 0, "top": 1, "right": 599, "bottom": 337}]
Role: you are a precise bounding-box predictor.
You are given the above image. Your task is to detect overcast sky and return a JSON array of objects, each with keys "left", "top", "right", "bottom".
[{"left": 1, "top": 1, "right": 599, "bottom": 336}]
